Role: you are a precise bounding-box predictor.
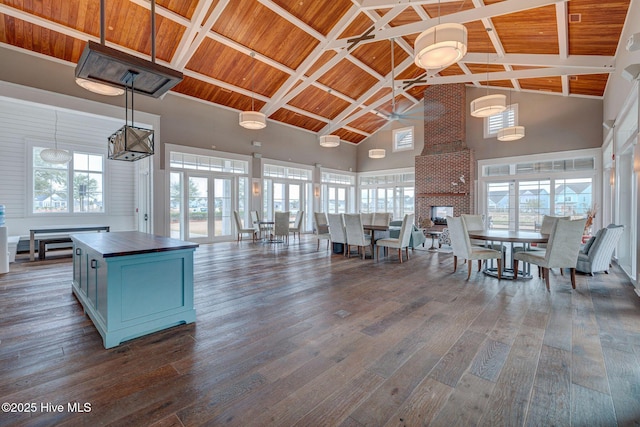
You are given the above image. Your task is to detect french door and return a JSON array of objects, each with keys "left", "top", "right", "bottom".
[
  {"left": 265, "top": 181, "right": 304, "bottom": 223},
  {"left": 171, "top": 173, "right": 235, "bottom": 243}
]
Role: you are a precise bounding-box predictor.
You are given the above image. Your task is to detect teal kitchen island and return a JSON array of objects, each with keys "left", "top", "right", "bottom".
[{"left": 71, "top": 231, "right": 198, "bottom": 348}]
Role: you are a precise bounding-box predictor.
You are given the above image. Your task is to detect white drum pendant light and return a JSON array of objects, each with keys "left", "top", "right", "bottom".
[
  {"left": 470, "top": 94, "right": 506, "bottom": 118},
  {"left": 40, "top": 110, "right": 72, "bottom": 164},
  {"left": 319, "top": 135, "right": 340, "bottom": 147},
  {"left": 369, "top": 149, "right": 386, "bottom": 159},
  {"left": 497, "top": 125, "right": 525, "bottom": 141},
  {"left": 470, "top": 51, "right": 506, "bottom": 118},
  {"left": 414, "top": 23, "right": 467, "bottom": 70},
  {"left": 240, "top": 52, "right": 267, "bottom": 130}
]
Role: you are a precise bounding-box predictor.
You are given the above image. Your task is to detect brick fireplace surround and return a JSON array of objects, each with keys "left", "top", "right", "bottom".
[{"left": 415, "top": 83, "right": 475, "bottom": 229}]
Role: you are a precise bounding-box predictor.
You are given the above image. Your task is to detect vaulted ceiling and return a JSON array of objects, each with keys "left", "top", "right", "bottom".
[{"left": 0, "top": 0, "right": 632, "bottom": 144}]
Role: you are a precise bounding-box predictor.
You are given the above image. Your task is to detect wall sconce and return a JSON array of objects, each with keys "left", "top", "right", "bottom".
[
  {"left": 314, "top": 185, "right": 320, "bottom": 198},
  {"left": 252, "top": 179, "right": 261, "bottom": 196}
]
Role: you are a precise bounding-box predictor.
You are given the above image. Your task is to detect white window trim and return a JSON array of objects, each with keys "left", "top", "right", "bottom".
[{"left": 392, "top": 126, "right": 414, "bottom": 152}]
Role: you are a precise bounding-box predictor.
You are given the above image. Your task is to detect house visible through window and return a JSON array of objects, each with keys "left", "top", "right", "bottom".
[
  {"left": 33, "top": 147, "right": 104, "bottom": 214},
  {"left": 485, "top": 104, "right": 518, "bottom": 138},
  {"left": 392, "top": 126, "right": 414, "bottom": 152}
]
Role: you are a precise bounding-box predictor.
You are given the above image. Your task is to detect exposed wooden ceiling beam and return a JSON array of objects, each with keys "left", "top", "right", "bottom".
[
  {"left": 358, "top": 0, "right": 460, "bottom": 11},
  {"left": 461, "top": 53, "right": 615, "bottom": 69},
  {"left": 429, "top": 66, "right": 614, "bottom": 85}
]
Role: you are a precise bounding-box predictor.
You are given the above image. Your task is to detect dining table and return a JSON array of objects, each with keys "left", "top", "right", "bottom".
[{"left": 467, "top": 229, "right": 549, "bottom": 279}]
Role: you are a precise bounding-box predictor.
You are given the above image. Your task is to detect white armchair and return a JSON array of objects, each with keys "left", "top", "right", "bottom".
[{"left": 576, "top": 224, "right": 623, "bottom": 275}]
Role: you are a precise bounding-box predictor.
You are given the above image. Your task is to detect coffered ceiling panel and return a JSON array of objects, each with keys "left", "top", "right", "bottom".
[{"left": 0, "top": 0, "right": 631, "bottom": 144}]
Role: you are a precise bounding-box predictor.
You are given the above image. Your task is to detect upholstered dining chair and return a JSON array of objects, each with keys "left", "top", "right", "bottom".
[
  {"left": 313, "top": 212, "right": 331, "bottom": 250},
  {"left": 343, "top": 214, "right": 372, "bottom": 259},
  {"left": 250, "top": 210, "right": 262, "bottom": 239},
  {"left": 273, "top": 211, "right": 291, "bottom": 245},
  {"left": 446, "top": 216, "right": 502, "bottom": 280},
  {"left": 513, "top": 218, "right": 586, "bottom": 290},
  {"left": 289, "top": 211, "right": 304, "bottom": 242},
  {"left": 233, "top": 210, "right": 256, "bottom": 242},
  {"left": 534, "top": 215, "right": 570, "bottom": 249},
  {"left": 376, "top": 214, "right": 414, "bottom": 263},
  {"left": 327, "top": 213, "right": 347, "bottom": 255},
  {"left": 360, "top": 213, "right": 373, "bottom": 226},
  {"left": 372, "top": 212, "right": 392, "bottom": 226}
]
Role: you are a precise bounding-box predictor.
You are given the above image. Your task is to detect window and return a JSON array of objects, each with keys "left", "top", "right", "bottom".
[
  {"left": 393, "top": 126, "right": 414, "bottom": 152},
  {"left": 33, "top": 148, "right": 104, "bottom": 214},
  {"left": 485, "top": 104, "right": 518, "bottom": 138},
  {"left": 358, "top": 170, "right": 415, "bottom": 218}
]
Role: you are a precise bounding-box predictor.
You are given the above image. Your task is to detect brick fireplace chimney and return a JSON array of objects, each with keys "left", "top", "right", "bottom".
[{"left": 415, "top": 83, "right": 475, "bottom": 228}]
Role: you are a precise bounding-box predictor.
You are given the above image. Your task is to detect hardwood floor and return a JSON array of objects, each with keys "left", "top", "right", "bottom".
[{"left": 1, "top": 236, "right": 640, "bottom": 426}]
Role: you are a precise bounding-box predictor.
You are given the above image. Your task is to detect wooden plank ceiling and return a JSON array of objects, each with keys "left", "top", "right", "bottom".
[{"left": 0, "top": 0, "right": 631, "bottom": 144}]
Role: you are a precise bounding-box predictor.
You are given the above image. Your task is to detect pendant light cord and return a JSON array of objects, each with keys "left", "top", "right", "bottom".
[{"left": 251, "top": 52, "right": 256, "bottom": 112}]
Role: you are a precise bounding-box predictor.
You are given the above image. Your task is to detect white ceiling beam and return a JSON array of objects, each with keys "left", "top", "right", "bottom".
[
  {"left": 342, "top": 125, "right": 372, "bottom": 137},
  {"left": 172, "top": 0, "right": 225, "bottom": 69},
  {"left": 426, "top": 66, "right": 614, "bottom": 85},
  {"left": 258, "top": 0, "right": 326, "bottom": 42},
  {"left": 282, "top": 105, "right": 331, "bottom": 123},
  {"left": 556, "top": 1, "right": 569, "bottom": 59},
  {"left": 182, "top": 69, "right": 270, "bottom": 103},
  {"left": 328, "top": 0, "right": 568, "bottom": 49},
  {"left": 359, "top": 0, "right": 459, "bottom": 11},
  {"left": 128, "top": 0, "right": 191, "bottom": 27},
  {"left": 461, "top": 53, "right": 615, "bottom": 69},
  {"left": 561, "top": 74, "right": 570, "bottom": 96}
]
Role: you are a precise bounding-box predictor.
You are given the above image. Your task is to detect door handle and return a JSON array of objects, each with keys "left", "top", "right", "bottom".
[{"left": 144, "top": 213, "right": 148, "bottom": 221}]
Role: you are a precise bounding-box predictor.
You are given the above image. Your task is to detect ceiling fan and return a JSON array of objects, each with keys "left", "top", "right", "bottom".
[{"left": 380, "top": 39, "right": 426, "bottom": 126}]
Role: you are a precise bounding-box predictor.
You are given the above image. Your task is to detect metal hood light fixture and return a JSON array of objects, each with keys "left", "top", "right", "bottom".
[
  {"left": 40, "top": 110, "right": 72, "bottom": 164},
  {"left": 414, "top": 1, "right": 467, "bottom": 70},
  {"left": 240, "top": 52, "right": 267, "bottom": 130},
  {"left": 74, "top": 0, "right": 182, "bottom": 98}
]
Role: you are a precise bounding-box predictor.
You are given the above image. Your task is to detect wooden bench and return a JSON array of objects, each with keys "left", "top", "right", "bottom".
[{"left": 38, "top": 237, "right": 74, "bottom": 260}]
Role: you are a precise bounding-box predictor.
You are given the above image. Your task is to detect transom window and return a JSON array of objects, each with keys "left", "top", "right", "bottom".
[{"left": 392, "top": 126, "right": 414, "bottom": 152}]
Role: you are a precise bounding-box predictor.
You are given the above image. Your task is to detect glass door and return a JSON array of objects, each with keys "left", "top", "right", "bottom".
[
  {"left": 268, "top": 181, "right": 306, "bottom": 223},
  {"left": 188, "top": 176, "right": 209, "bottom": 240},
  {"left": 186, "top": 175, "right": 235, "bottom": 242}
]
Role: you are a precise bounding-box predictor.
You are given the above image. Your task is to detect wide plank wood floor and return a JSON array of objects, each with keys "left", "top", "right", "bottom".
[{"left": 1, "top": 235, "right": 640, "bottom": 426}]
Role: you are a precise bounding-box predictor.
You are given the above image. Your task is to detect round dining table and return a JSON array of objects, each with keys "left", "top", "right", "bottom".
[{"left": 467, "top": 229, "right": 549, "bottom": 279}]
